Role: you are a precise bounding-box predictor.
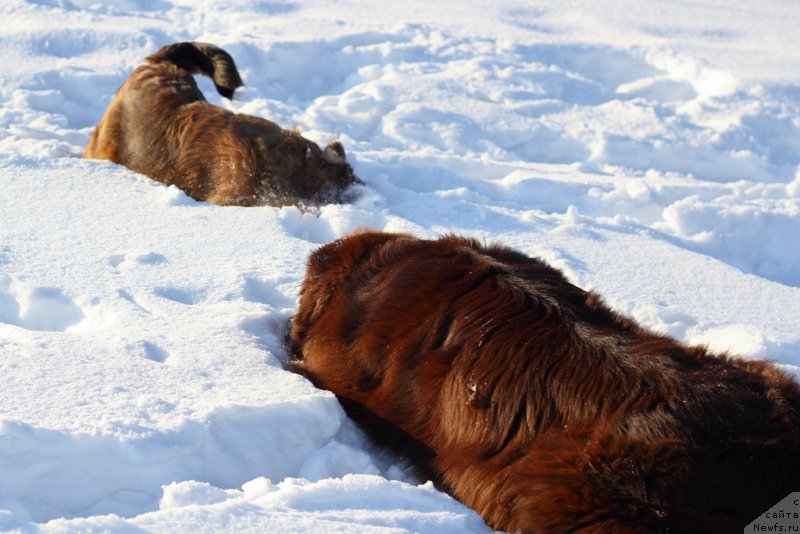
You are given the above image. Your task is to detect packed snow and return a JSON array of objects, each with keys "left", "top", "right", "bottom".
[{"left": 1, "top": 0, "right": 799, "bottom": 531}]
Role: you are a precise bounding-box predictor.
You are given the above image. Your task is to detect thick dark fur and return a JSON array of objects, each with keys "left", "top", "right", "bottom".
[
  {"left": 288, "top": 230, "right": 800, "bottom": 533},
  {"left": 85, "top": 42, "right": 360, "bottom": 206}
]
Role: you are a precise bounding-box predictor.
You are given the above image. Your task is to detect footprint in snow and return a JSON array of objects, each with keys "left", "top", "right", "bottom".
[
  {"left": 121, "top": 340, "right": 171, "bottom": 363},
  {"left": 153, "top": 286, "right": 208, "bottom": 306},
  {"left": 0, "top": 276, "right": 86, "bottom": 332},
  {"left": 108, "top": 251, "right": 167, "bottom": 271}
]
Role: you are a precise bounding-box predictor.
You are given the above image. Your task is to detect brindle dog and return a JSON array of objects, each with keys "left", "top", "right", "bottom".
[{"left": 85, "top": 42, "right": 360, "bottom": 206}]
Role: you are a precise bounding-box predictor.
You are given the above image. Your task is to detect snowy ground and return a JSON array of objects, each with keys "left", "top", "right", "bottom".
[{"left": 1, "top": 0, "right": 799, "bottom": 532}]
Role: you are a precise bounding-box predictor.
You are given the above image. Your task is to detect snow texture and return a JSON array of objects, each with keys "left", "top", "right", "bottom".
[{"left": 1, "top": 0, "right": 799, "bottom": 531}]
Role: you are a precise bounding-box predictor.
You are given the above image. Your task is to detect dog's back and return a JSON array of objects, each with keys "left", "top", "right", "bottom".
[
  {"left": 85, "top": 42, "right": 358, "bottom": 206},
  {"left": 289, "top": 231, "right": 800, "bottom": 533},
  {"left": 84, "top": 42, "right": 242, "bottom": 169}
]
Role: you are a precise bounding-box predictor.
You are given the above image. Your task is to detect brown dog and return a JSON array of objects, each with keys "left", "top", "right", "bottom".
[
  {"left": 288, "top": 230, "right": 800, "bottom": 533},
  {"left": 84, "top": 42, "right": 360, "bottom": 206}
]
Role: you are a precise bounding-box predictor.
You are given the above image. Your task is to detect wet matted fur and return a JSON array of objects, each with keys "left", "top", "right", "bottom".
[
  {"left": 85, "top": 42, "right": 360, "bottom": 206},
  {"left": 288, "top": 230, "right": 800, "bottom": 533}
]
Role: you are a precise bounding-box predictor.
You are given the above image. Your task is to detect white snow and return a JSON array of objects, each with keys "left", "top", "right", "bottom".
[{"left": 1, "top": 0, "right": 799, "bottom": 532}]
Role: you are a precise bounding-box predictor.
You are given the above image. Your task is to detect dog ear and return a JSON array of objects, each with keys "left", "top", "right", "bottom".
[{"left": 324, "top": 141, "right": 347, "bottom": 163}]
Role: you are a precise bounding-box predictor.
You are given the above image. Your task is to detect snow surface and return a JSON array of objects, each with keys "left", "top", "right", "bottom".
[{"left": 1, "top": 0, "right": 800, "bottom": 532}]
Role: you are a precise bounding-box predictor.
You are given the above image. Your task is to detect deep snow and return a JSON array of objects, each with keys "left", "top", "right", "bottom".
[{"left": 1, "top": 0, "right": 799, "bottom": 532}]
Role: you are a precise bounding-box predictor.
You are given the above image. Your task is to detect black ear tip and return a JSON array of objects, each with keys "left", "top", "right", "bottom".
[{"left": 324, "top": 141, "right": 347, "bottom": 162}]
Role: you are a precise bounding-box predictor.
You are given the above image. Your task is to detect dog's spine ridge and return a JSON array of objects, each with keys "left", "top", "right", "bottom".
[{"left": 147, "top": 42, "right": 244, "bottom": 99}]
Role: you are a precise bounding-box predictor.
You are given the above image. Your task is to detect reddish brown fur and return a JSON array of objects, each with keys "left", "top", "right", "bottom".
[
  {"left": 288, "top": 230, "right": 800, "bottom": 533},
  {"left": 85, "top": 42, "right": 360, "bottom": 206}
]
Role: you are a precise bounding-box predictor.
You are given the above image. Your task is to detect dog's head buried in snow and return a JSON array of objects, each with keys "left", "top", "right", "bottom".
[
  {"left": 288, "top": 230, "right": 800, "bottom": 533},
  {"left": 84, "top": 42, "right": 360, "bottom": 207}
]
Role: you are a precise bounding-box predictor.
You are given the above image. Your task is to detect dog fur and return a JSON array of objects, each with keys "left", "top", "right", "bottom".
[
  {"left": 288, "top": 230, "right": 800, "bottom": 533},
  {"left": 85, "top": 42, "right": 360, "bottom": 206}
]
